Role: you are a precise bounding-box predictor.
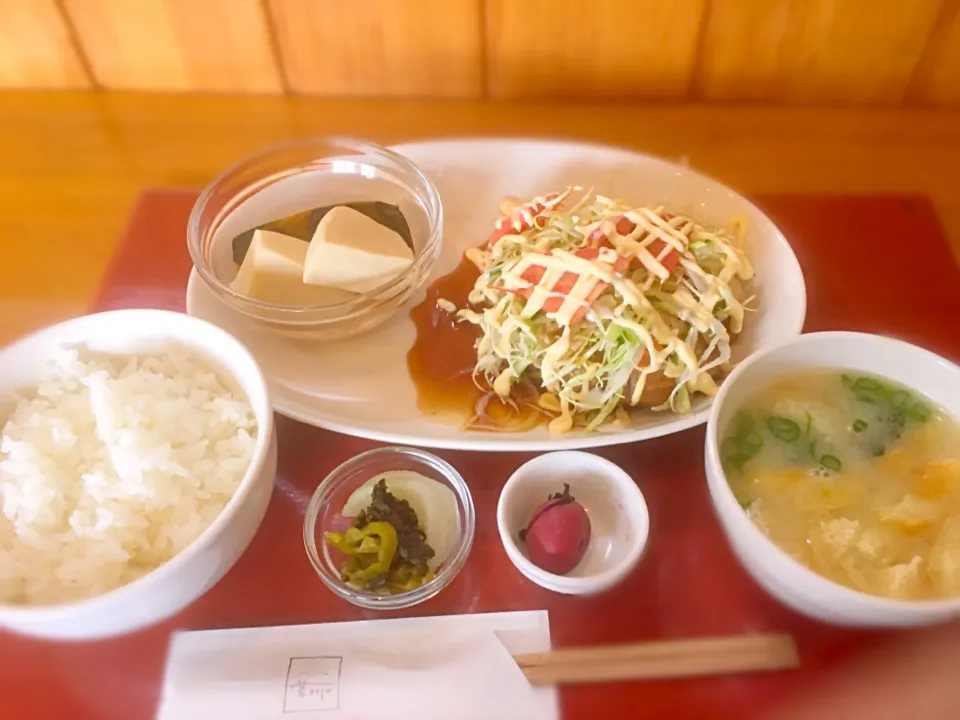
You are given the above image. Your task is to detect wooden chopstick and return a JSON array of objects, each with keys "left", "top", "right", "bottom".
[{"left": 514, "top": 633, "right": 799, "bottom": 686}]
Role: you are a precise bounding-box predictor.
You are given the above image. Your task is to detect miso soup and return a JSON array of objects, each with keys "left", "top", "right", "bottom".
[{"left": 723, "top": 370, "right": 960, "bottom": 600}]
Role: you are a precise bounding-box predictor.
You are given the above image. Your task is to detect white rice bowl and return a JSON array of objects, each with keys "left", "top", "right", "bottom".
[
  {"left": 0, "top": 309, "right": 275, "bottom": 640},
  {"left": 0, "top": 346, "right": 256, "bottom": 605}
]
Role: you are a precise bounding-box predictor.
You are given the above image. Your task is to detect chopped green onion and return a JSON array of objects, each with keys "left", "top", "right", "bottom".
[
  {"left": 852, "top": 418, "right": 868, "bottom": 433},
  {"left": 841, "top": 374, "right": 855, "bottom": 389},
  {"left": 724, "top": 453, "right": 749, "bottom": 475},
  {"left": 890, "top": 390, "right": 910, "bottom": 410},
  {"left": 907, "top": 403, "right": 932, "bottom": 422},
  {"left": 735, "top": 414, "right": 757, "bottom": 436},
  {"left": 741, "top": 431, "right": 764, "bottom": 454},
  {"left": 766, "top": 416, "right": 800, "bottom": 442},
  {"left": 721, "top": 438, "right": 742, "bottom": 461},
  {"left": 738, "top": 498, "right": 754, "bottom": 510},
  {"left": 852, "top": 376, "right": 887, "bottom": 405},
  {"left": 820, "top": 454, "right": 842, "bottom": 471},
  {"left": 804, "top": 411, "right": 813, "bottom": 437}
]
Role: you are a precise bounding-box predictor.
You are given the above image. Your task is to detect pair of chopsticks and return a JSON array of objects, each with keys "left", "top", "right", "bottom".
[{"left": 514, "top": 633, "right": 799, "bottom": 686}]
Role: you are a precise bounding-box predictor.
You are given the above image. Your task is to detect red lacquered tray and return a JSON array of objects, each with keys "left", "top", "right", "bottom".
[{"left": 2, "top": 192, "right": 960, "bottom": 720}]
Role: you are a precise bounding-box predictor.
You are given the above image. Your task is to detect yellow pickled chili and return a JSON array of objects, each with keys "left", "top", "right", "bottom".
[
  {"left": 324, "top": 521, "right": 398, "bottom": 588},
  {"left": 388, "top": 563, "right": 436, "bottom": 592},
  {"left": 324, "top": 479, "right": 437, "bottom": 593}
]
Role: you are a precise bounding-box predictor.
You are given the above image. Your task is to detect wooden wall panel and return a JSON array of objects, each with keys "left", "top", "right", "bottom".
[
  {"left": 485, "top": 0, "right": 706, "bottom": 99},
  {"left": 695, "top": 0, "right": 942, "bottom": 105},
  {"left": 268, "top": 0, "right": 482, "bottom": 97},
  {"left": 908, "top": 0, "right": 960, "bottom": 106},
  {"left": 62, "top": 0, "right": 282, "bottom": 92},
  {"left": 0, "top": 0, "right": 90, "bottom": 88},
  {"left": 3, "top": 0, "right": 960, "bottom": 105}
]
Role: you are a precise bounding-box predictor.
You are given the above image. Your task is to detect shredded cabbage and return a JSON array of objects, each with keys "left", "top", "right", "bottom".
[{"left": 456, "top": 187, "right": 755, "bottom": 433}]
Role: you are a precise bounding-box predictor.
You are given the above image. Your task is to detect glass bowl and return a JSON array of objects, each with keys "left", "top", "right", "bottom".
[
  {"left": 304, "top": 447, "right": 475, "bottom": 610},
  {"left": 187, "top": 137, "right": 443, "bottom": 342}
]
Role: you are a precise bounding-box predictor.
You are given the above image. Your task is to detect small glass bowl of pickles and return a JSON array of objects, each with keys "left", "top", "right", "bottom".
[
  {"left": 187, "top": 137, "right": 443, "bottom": 341},
  {"left": 304, "top": 447, "right": 475, "bottom": 610}
]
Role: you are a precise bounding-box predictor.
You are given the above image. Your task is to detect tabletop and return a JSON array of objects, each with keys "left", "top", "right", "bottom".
[
  {"left": 4, "top": 185, "right": 960, "bottom": 720},
  {"left": 2, "top": 94, "right": 960, "bottom": 720},
  {"left": 2, "top": 92, "right": 960, "bottom": 346}
]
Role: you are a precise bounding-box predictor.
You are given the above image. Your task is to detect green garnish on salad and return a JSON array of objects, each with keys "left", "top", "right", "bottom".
[{"left": 453, "top": 187, "right": 757, "bottom": 434}]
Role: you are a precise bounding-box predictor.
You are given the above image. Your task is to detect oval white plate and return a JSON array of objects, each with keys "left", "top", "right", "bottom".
[{"left": 186, "top": 138, "right": 806, "bottom": 451}]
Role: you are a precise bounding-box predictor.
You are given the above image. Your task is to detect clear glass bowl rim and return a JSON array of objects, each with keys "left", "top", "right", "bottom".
[
  {"left": 302, "top": 446, "right": 476, "bottom": 610},
  {"left": 186, "top": 135, "right": 443, "bottom": 314}
]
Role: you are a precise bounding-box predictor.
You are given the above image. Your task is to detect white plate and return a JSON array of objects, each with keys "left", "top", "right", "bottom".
[{"left": 186, "top": 138, "right": 806, "bottom": 451}]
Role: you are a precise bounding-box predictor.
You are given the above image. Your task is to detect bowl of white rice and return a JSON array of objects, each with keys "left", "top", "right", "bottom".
[{"left": 0, "top": 309, "right": 275, "bottom": 640}]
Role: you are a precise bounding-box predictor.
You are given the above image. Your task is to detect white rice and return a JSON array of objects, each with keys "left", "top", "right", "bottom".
[{"left": 0, "top": 346, "right": 257, "bottom": 606}]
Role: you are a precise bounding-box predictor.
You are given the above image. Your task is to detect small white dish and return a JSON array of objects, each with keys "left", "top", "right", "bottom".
[
  {"left": 705, "top": 331, "right": 960, "bottom": 628},
  {"left": 497, "top": 451, "right": 649, "bottom": 595},
  {"left": 0, "top": 309, "right": 276, "bottom": 640},
  {"left": 187, "top": 137, "right": 807, "bottom": 452}
]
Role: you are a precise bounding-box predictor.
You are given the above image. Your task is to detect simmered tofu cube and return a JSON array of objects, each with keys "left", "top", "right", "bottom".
[{"left": 303, "top": 206, "right": 414, "bottom": 293}]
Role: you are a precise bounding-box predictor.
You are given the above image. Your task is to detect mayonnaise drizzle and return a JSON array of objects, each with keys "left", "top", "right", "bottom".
[{"left": 456, "top": 191, "right": 754, "bottom": 429}]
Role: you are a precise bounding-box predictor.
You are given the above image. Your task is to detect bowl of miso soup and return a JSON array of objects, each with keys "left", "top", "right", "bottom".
[{"left": 705, "top": 331, "right": 960, "bottom": 627}]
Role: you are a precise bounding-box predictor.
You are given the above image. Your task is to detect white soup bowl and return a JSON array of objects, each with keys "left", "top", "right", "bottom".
[{"left": 705, "top": 331, "right": 960, "bottom": 627}]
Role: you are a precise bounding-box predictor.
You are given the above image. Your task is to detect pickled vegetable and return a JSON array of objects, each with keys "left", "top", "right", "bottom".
[
  {"left": 359, "top": 483, "right": 432, "bottom": 562},
  {"left": 325, "top": 522, "right": 398, "bottom": 587},
  {"left": 324, "top": 478, "right": 435, "bottom": 593},
  {"left": 519, "top": 483, "right": 591, "bottom": 575}
]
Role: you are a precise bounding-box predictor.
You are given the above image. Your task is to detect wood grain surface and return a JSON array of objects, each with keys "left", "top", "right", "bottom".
[
  {"left": 908, "top": 0, "right": 960, "bottom": 106},
  {"left": 62, "top": 0, "right": 282, "bottom": 92},
  {"left": 269, "top": 0, "right": 483, "bottom": 97},
  {"left": 0, "top": 0, "right": 90, "bottom": 88},
  {"left": 1, "top": 0, "right": 959, "bottom": 103},
  {"left": 0, "top": 91, "right": 959, "bottom": 348},
  {"left": 485, "top": 0, "right": 706, "bottom": 99},
  {"left": 695, "top": 0, "right": 942, "bottom": 104}
]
